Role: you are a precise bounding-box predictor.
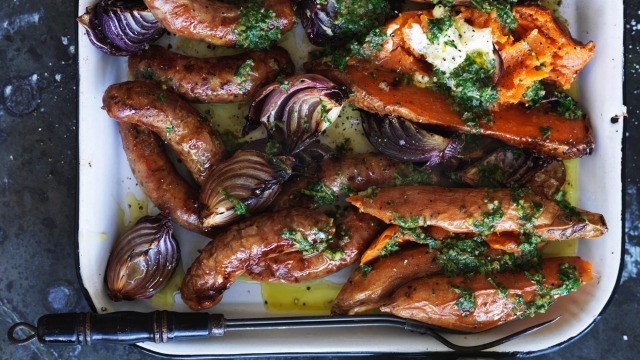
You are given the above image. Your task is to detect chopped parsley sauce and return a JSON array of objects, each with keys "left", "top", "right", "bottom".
[
  {"left": 450, "top": 285, "right": 476, "bottom": 316},
  {"left": 466, "top": 198, "right": 504, "bottom": 236},
  {"left": 515, "top": 262, "right": 581, "bottom": 317},
  {"left": 432, "top": 55, "right": 499, "bottom": 132},
  {"left": 220, "top": 189, "right": 249, "bottom": 216},
  {"left": 280, "top": 227, "right": 331, "bottom": 256},
  {"left": 469, "top": 0, "right": 519, "bottom": 31},
  {"left": 234, "top": 1, "right": 282, "bottom": 49}
]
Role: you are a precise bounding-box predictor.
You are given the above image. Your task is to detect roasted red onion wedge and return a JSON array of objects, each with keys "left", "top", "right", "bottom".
[
  {"left": 199, "top": 150, "right": 294, "bottom": 228},
  {"left": 247, "top": 74, "right": 348, "bottom": 154},
  {"left": 105, "top": 213, "right": 180, "bottom": 301},
  {"left": 361, "top": 111, "right": 461, "bottom": 166},
  {"left": 77, "top": 0, "right": 164, "bottom": 56}
]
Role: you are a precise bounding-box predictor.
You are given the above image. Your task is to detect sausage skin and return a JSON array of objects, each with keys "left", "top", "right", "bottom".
[
  {"left": 271, "top": 153, "right": 437, "bottom": 210},
  {"left": 245, "top": 209, "right": 385, "bottom": 283},
  {"left": 103, "top": 80, "right": 225, "bottom": 185},
  {"left": 117, "top": 123, "right": 207, "bottom": 235},
  {"left": 181, "top": 208, "right": 335, "bottom": 310},
  {"left": 143, "top": 0, "right": 295, "bottom": 47},
  {"left": 129, "top": 45, "right": 294, "bottom": 103}
]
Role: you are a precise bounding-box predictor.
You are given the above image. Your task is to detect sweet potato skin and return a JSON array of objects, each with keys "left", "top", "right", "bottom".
[
  {"left": 380, "top": 257, "right": 592, "bottom": 332},
  {"left": 332, "top": 245, "right": 441, "bottom": 315},
  {"left": 347, "top": 186, "right": 607, "bottom": 240}
]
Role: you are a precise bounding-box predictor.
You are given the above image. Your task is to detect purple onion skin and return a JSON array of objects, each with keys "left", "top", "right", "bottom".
[
  {"left": 297, "top": 0, "right": 338, "bottom": 46},
  {"left": 77, "top": 0, "right": 164, "bottom": 56},
  {"left": 247, "top": 74, "right": 348, "bottom": 154},
  {"left": 199, "top": 150, "right": 294, "bottom": 228},
  {"left": 105, "top": 213, "right": 180, "bottom": 301},
  {"left": 361, "top": 111, "right": 461, "bottom": 167}
]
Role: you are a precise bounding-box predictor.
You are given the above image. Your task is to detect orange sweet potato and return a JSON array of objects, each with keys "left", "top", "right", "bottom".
[
  {"left": 312, "top": 62, "right": 594, "bottom": 159},
  {"left": 380, "top": 256, "right": 593, "bottom": 332},
  {"left": 347, "top": 186, "right": 607, "bottom": 240}
]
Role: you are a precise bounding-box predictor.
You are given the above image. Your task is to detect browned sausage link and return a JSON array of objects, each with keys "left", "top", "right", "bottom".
[
  {"left": 271, "top": 153, "right": 435, "bottom": 210},
  {"left": 525, "top": 160, "right": 566, "bottom": 199},
  {"left": 246, "top": 209, "right": 385, "bottom": 283},
  {"left": 331, "top": 245, "right": 441, "bottom": 315},
  {"left": 117, "top": 122, "right": 208, "bottom": 235},
  {"left": 103, "top": 81, "right": 225, "bottom": 185},
  {"left": 319, "top": 153, "right": 416, "bottom": 192},
  {"left": 181, "top": 208, "right": 335, "bottom": 310},
  {"left": 143, "top": 0, "right": 295, "bottom": 47},
  {"left": 129, "top": 46, "right": 294, "bottom": 103}
]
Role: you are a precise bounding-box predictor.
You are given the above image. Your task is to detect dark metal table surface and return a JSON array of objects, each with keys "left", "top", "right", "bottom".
[{"left": 0, "top": 1, "right": 637, "bottom": 359}]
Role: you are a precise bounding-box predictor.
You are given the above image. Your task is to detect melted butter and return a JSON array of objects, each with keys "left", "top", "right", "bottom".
[
  {"left": 261, "top": 280, "right": 343, "bottom": 314},
  {"left": 542, "top": 159, "right": 579, "bottom": 258},
  {"left": 320, "top": 104, "right": 375, "bottom": 154},
  {"left": 118, "top": 192, "right": 150, "bottom": 235},
  {"left": 149, "top": 262, "right": 185, "bottom": 310}
]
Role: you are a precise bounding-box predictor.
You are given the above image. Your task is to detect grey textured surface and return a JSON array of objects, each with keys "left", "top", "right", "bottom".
[{"left": 0, "top": 1, "right": 638, "bottom": 359}]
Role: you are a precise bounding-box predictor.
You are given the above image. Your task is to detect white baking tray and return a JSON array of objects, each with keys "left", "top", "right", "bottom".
[{"left": 76, "top": 0, "right": 624, "bottom": 356}]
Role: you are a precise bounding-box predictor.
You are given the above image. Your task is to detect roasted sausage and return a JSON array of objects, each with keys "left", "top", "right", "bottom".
[
  {"left": 245, "top": 209, "right": 385, "bottom": 283},
  {"left": 129, "top": 45, "right": 294, "bottom": 103},
  {"left": 103, "top": 80, "right": 225, "bottom": 185},
  {"left": 332, "top": 245, "right": 441, "bottom": 315},
  {"left": 380, "top": 257, "right": 593, "bottom": 332},
  {"left": 181, "top": 208, "right": 335, "bottom": 310},
  {"left": 271, "top": 153, "right": 437, "bottom": 210},
  {"left": 143, "top": 0, "right": 295, "bottom": 47},
  {"left": 525, "top": 160, "right": 567, "bottom": 199},
  {"left": 117, "top": 123, "right": 207, "bottom": 235},
  {"left": 348, "top": 186, "right": 607, "bottom": 240}
]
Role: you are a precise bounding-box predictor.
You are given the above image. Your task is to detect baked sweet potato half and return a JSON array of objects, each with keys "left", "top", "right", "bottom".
[
  {"left": 347, "top": 186, "right": 607, "bottom": 240},
  {"left": 380, "top": 256, "right": 593, "bottom": 332},
  {"left": 313, "top": 62, "right": 594, "bottom": 159}
]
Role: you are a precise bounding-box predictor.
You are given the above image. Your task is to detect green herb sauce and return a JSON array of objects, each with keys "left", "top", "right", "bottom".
[
  {"left": 329, "top": 0, "right": 395, "bottom": 41},
  {"left": 515, "top": 262, "right": 581, "bottom": 317},
  {"left": 301, "top": 183, "right": 337, "bottom": 206},
  {"left": 280, "top": 227, "right": 330, "bottom": 256},
  {"left": 432, "top": 54, "right": 499, "bottom": 131},
  {"left": 234, "top": 1, "right": 282, "bottom": 49},
  {"left": 466, "top": 198, "right": 504, "bottom": 236},
  {"left": 360, "top": 264, "right": 373, "bottom": 277},
  {"left": 427, "top": 15, "right": 454, "bottom": 43},
  {"left": 220, "top": 189, "right": 249, "bottom": 215},
  {"left": 379, "top": 236, "right": 400, "bottom": 257},
  {"left": 523, "top": 81, "right": 545, "bottom": 106},
  {"left": 234, "top": 59, "right": 255, "bottom": 91},
  {"left": 450, "top": 285, "right": 476, "bottom": 316},
  {"left": 469, "top": 0, "right": 518, "bottom": 31}
]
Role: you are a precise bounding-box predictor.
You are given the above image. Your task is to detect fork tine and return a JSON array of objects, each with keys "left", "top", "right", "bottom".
[{"left": 408, "top": 316, "right": 562, "bottom": 352}]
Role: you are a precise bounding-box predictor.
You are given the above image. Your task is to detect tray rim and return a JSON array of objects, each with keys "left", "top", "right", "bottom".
[{"left": 73, "top": 0, "right": 626, "bottom": 356}]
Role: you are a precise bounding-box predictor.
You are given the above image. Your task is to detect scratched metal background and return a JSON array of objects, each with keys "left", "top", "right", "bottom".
[{"left": 0, "top": 1, "right": 637, "bottom": 359}]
